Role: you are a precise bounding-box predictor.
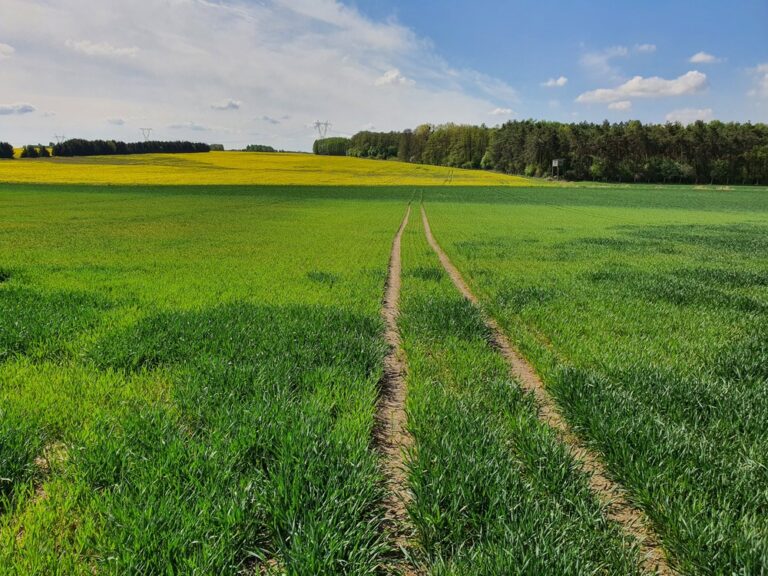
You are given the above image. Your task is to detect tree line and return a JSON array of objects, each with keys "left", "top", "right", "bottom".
[
  {"left": 0, "top": 142, "right": 14, "bottom": 159},
  {"left": 245, "top": 144, "right": 277, "bottom": 152},
  {"left": 314, "top": 120, "right": 768, "bottom": 184},
  {"left": 52, "top": 139, "right": 211, "bottom": 157}
]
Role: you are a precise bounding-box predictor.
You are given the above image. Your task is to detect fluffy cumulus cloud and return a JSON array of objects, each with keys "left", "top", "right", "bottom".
[
  {"left": 665, "top": 108, "right": 714, "bottom": 124},
  {"left": 489, "top": 107, "right": 513, "bottom": 116},
  {"left": 689, "top": 52, "right": 722, "bottom": 64},
  {"left": 0, "top": 42, "right": 14, "bottom": 59},
  {"left": 0, "top": 103, "right": 36, "bottom": 115},
  {"left": 577, "top": 71, "right": 707, "bottom": 104},
  {"left": 748, "top": 63, "right": 768, "bottom": 99},
  {"left": 211, "top": 99, "right": 241, "bottom": 111},
  {"left": 608, "top": 100, "right": 632, "bottom": 111},
  {"left": 542, "top": 76, "right": 567, "bottom": 88},
  {"left": 0, "top": 0, "right": 519, "bottom": 148},
  {"left": 374, "top": 69, "right": 414, "bottom": 86}
]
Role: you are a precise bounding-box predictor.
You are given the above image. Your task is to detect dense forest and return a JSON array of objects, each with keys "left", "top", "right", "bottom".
[
  {"left": 315, "top": 120, "right": 768, "bottom": 184},
  {"left": 52, "top": 139, "right": 210, "bottom": 157}
]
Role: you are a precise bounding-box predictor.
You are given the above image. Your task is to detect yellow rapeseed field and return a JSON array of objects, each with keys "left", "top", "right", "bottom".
[{"left": 0, "top": 151, "right": 538, "bottom": 186}]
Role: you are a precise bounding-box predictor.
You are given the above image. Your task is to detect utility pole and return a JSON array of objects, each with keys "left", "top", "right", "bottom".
[{"left": 313, "top": 121, "right": 331, "bottom": 139}]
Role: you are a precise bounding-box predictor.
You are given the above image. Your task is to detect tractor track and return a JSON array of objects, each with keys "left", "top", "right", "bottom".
[
  {"left": 420, "top": 203, "right": 674, "bottom": 576},
  {"left": 373, "top": 204, "right": 419, "bottom": 575}
]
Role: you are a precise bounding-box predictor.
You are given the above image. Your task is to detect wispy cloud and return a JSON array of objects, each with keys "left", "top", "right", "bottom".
[
  {"left": 665, "top": 108, "right": 714, "bottom": 124},
  {"left": 65, "top": 39, "right": 138, "bottom": 58},
  {"left": 608, "top": 100, "right": 632, "bottom": 110},
  {"left": 489, "top": 107, "right": 513, "bottom": 116},
  {"left": 261, "top": 115, "right": 280, "bottom": 125},
  {"left": 168, "top": 121, "right": 211, "bottom": 132},
  {"left": 580, "top": 46, "right": 629, "bottom": 79},
  {"left": 748, "top": 63, "right": 768, "bottom": 99},
  {"left": 0, "top": 0, "right": 520, "bottom": 149},
  {"left": 542, "top": 76, "right": 568, "bottom": 88},
  {"left": 689, "top": 51, "right": 723, "bottom": 64},
  {"left": 0, "top": 103, "right": 36, "bottom": 115},
  {"left": 577, "top": 71, "right": 707, "bottom": 104},
  {"left": 634, "top": 43, "right": 657, "bottom": 53},
  {"left": 211, "top": 99, "right": 241, "bottom": 111},
  {"left": 107, "top": 117, "right": 126, "bottom": 126}
]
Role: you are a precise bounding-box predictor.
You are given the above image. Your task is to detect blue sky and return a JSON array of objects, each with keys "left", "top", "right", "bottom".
[
  {"left": 1, "top": 0, "right": 766, "bottom": 149},
  {"left": 349, "top": 0, "right": 768, "bottom": 124}
]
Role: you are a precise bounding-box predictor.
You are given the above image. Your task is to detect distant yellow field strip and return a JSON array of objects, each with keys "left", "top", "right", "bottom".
[{"left": 0, "top": 152, "right": 539, "bottom": 186}]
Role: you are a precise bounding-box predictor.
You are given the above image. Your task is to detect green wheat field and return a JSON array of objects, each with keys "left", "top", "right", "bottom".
[{"left": 1, "top": 155, "right": 767, "bottom": 574}]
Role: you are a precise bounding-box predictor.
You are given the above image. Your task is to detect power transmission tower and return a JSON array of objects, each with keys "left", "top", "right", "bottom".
[
  {"left": 140, "top": 128, "right": 153, "bottom": 141},
  {"left": 313, "top": 121, "right": 331, "bottom": 139},
  {"left": 54, "top": 134, "right": 66, "bottom": 144}
]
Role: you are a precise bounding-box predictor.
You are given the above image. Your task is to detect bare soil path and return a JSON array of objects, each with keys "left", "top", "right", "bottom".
[
  {"left": 420, "top": 204, "right": 675, "bottom": 576},
  {"left": 374, "top": 204, "right": 419, "bottom": 575}
]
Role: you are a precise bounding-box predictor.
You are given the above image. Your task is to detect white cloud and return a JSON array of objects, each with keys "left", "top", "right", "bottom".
[
  {"left": 65, "top": 39, "right": 138, "bottom": 58},
  {"left": 748, "top": 63, "right": 768, "bottom": 99},
  {"left": 0, "top": 0, "right": 520, "bottom": 149},
  {"left": 689, "top": 52, "right": 722, "bottom": 64},
  {"left": 608, "top": 100, "right": 632, "bottom": 110},
  {"left": 542, "top": 76, "right": 568, "bottom": 88},
  {"left": 489, "top": 107, "right": 513, "bottom": 116},
  {"left": 211, "top": 99, "right": 242, "bottom": 111},
  {"left": 0, "top": 103, "right": 36, "bottom": 115},
  {"left": 635, "top": 44, "right": 656, "bottom": 53},
  {"left": 374, "top": 68, "right": 414, "bottom": 86},
  {"left": 0, "top": 42, "right": 14, "bottom": 59},
  {"left": 168, "top": 121, "right": 211, "bottom": 132},
  {"left": 577, "top": 71, "right": 707, "bottom": 103},
  {"left": 665, "top": 108, "right": 714, "bottom": 124},
  {"left": 107, "top": 117, "right": 126, "bottom": 125},
  {"left": 580, "top": 46, "right": 629, "bottom": 79}
]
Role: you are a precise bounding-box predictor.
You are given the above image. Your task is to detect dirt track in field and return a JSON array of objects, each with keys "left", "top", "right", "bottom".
[
  {"left": 374, "top": 204, "right": 418, "bottom": 575},
  {"left": 420, "top": 204, "right": 674, "bottom": 576}
]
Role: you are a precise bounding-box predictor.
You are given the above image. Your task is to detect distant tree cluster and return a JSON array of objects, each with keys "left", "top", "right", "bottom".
[
  {"left": 52, "top": 139, "right": 211, "bottom": 157},
  {"left": 312, "top": 137, "right": 351, "bottom": 156},
  {"left": 347, "top": 132, "right": 399, "bottom": 159},
  {"left": 20, "top": 145, "right": 51, "bottom": 158},
  {"left": 322, "top": 120, "right": 768, "bottom": 185},
  {"left": 245, "top": 144, "right": 277, "bottom": 152},
  {"left": 209, "top": 144, "right": 225, "bottom": 151},
  {"left": 0, "top": 142, "right": 13, "bottom": 159}
]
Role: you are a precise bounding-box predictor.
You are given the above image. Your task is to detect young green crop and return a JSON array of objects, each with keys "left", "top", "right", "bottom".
[
  {"left": 422, "top": 184, "right": 768, "bottom": 574},
  {"left": 0, "top": 184, "right": 408, "bottom": 574},
  {"left": 397, "top": 205, "right": 643, "bottom": 574}
]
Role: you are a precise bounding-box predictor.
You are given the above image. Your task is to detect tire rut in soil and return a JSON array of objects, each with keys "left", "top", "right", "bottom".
[
  {"left": 373, "top": 204, "right": 419, "bottom": 576},
  {"left": 420, "top": 203, "right": 675, "bottom": 576}
]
